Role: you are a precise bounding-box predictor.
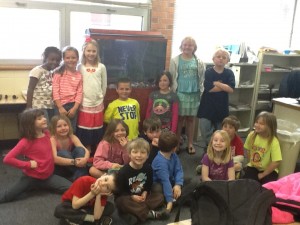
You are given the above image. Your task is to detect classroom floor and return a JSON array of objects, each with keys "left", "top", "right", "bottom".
[
  {"left": 0, "top": 139, "right": 203, "bottom": 225},
  {"left": 1, "top": 138, "right": 300, "bottom": 225}
]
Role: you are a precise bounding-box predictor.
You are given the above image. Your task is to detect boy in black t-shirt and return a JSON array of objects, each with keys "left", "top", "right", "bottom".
[{"left": 115, "top": 138, "right": 168, "bottom": 225}]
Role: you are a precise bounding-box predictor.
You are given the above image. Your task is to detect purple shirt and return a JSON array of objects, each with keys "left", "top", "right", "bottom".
[{"left": 201, "top": 153, "right": 234, "bottom": 180}]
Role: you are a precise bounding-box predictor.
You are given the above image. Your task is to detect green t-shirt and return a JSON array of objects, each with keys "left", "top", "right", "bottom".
[{"left": 244, "top": 131, "right": 282, "bottom": 172}]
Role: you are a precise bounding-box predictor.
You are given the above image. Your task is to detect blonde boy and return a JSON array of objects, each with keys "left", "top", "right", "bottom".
[{"left": 115, "top": 138, "right": 168, "bottom": 224}]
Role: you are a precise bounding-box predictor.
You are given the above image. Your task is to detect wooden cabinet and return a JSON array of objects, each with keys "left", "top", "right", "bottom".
[
  {"left": 86, "top": 29, "right": 167, "bottom": 85},
  {"left": 0, "top": 99, "right": 26, "bottom": 140},
  {"left": 254, "top": 53, "right": 300, "bottom": 117},
  {"left": 229, "top": 63, "right": 258, "bottom": 137}
]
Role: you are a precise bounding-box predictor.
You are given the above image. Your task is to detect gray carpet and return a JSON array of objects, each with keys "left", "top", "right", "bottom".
[{"left": 0, "top": 140, "right": 205, "bottom": 225}]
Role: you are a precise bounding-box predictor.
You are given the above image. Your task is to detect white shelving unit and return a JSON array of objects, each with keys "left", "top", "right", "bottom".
[
  {"left": 254, "top": 52, "right": 300, "bottom": 117},
  {"left": 229, "top": 63, "right": 258, "bottom": 137}
]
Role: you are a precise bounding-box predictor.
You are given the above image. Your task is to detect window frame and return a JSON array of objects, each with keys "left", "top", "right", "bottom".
[{"left": 0, "top": 0, "right": 150, "bottom": 66}]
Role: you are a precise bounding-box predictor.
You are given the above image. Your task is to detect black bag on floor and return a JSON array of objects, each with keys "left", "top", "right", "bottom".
[{"left": 175, "top": 179, "right": 275, "bottom": 225}]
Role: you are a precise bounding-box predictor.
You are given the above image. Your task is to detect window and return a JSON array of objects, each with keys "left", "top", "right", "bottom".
[
  {"left": 0, "top": 7, "right": 60, "bottom": 63},
  {"left": 0, "top": 0, "right": 149, "bottom": 65},
  {"left": 172, "top": 0, "right": 296, "bottom": 62},
  {"left": 70, "top": 12, "right": 143, "bottom": 52}
]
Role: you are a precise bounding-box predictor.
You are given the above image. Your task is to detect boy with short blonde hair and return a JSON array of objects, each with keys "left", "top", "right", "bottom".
[
  {"left": 115, "top": 138, "right": 168, "bottom": 225},
  {"left": 197, "top": 47, "right": 235, "bottom": 151}
]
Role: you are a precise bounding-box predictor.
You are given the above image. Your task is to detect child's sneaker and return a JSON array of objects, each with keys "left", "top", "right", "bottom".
[
  {"left": 99, "top": 216, "right": 113, "bottom": 225},
  {"left": 149, "top": 209, "right": 170, "bottom": 220}
]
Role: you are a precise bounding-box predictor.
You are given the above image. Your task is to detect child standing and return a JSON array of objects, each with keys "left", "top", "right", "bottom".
[
  {"left": 26, "top": 46, "right": 62, "bottom": 122},
  {"left": 54, "top": 174, "right": 116, "bottom": 225},
  {"left": 146, "top": 70, "right": 179, "bottom": 133},
  {"left": 104, "top": 77, "right": 140, "bottom": 141},
  {"left": 201, "top": 130, "right": 235, "bottom": 181},
  {"left": 243, "top": 111, "right": 282, "bottom": 184},
  {"left": 222, "top": 115, "right": 244, "bottom": 172},
  {"left": 169, "top": 37, "right": 206, "bottom": 154},
  {"left": 115, "top": 138, "right": 168, "bottom": 225},
  {"left": 89, "top": 119, "right": 130, "bottom": 178},
  {"left": 197, "top": 48, "right": 235, "bottom": 152},
  {"left": 50, "top": 115, "right": 90, "bottom": 181},
  {"left": 77, "top": 38, "right": 107, "bottom": 152},
  {"left": 152, "top": 131, "right": 184, "bottom": 213},
  {"left": 52, "top": 46, "right": 83, "bottom": 132},
  {"left": 140, "top": 117, "right": 162, "bottom": 165},
  {"left": 0, "top": 109, "right": 71, "bottom": 203}
]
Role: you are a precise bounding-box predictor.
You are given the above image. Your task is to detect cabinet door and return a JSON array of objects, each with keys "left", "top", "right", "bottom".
[{"left": 229, "top": 64, "right": 257, "bottom": 136}]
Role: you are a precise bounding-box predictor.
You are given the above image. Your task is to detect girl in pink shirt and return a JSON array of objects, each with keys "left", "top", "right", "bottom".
[
  {"left": 52, "top": 46, "right": 83, "bottom": 132},
  {"left": 0, "top": 109, "right": 71, "bottom": 203},
  {"left": 89, "top": 119, "right": 130, "bottom": 178}
]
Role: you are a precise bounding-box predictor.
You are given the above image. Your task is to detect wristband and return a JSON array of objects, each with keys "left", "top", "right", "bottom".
[
  {"left": 101, "top": 195, "right": 107, "bottom": 206},
  {"left": 71, "top": 159, "right": 75, "bottom": 166}
]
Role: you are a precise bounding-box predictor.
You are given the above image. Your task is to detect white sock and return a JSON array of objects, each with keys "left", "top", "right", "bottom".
[{"left": 84, "top": 214, "right": 95, "bottom": 222}]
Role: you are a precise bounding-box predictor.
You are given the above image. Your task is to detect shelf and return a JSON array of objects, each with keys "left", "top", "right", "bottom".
[
  {"left": 227, "top": 63, "right": 258, "bottom": 135},
  {"left": 229, "top": 107, "right": 251, "bottom": 112},
  {"left": 254, "top": 52, "right": 300, "bottom": 116}
]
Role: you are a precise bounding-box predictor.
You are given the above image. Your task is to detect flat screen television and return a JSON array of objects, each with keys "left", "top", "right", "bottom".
[{"left": 97, "top": 38, "right": 167, "bottom": 85}]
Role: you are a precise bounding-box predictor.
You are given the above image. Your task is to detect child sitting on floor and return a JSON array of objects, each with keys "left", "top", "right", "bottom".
[
  {"left": 89, "top": 119, "right": 130, "bottom": 178},
  {"left": 152, "top": 131, "right": 184, "bottom": 213},
  {"left": 115, "top": 138, "right": 168, "bottom": 225},
  {"left": 139, "top": 117, "right": 162, "bottom": 165},
  {"left": 54, "top": 174, "right": 116, "bottom": 225}
]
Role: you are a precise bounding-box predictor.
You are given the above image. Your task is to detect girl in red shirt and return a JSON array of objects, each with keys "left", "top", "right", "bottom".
[{"left": 0, "top": 109, "right": 71, "bottom": 203}]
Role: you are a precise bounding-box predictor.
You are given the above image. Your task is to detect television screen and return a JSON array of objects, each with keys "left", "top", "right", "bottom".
[{"left": 98, "top": 39, "right": 166, "bottom": 85}]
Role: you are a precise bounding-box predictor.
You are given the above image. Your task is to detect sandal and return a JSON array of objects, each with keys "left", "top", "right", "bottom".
[{"left": 187, "top": 146, "right": 196, "bottom": 154}]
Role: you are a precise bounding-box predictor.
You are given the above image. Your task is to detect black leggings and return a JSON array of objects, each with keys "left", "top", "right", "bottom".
[{"left": 243, "top": 166, "right": 278, "bottom": 184}]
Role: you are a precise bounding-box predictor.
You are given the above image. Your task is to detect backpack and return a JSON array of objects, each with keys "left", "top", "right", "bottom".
[{"left": 175, "top": 179, "right": 275, "bottom": 225}]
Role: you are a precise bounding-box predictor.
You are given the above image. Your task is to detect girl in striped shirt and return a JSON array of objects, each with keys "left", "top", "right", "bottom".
[{"left": 53, "top": 46, "right": 83, "bottom": 132}]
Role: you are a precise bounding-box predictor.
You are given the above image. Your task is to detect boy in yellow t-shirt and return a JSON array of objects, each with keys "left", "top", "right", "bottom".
[{"left": 104, "top": 77, "right": 140, "bottom": 140}]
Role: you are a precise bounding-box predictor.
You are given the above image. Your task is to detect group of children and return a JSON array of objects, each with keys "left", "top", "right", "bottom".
[{"left": 0, "top": 36, "right": 283, "bottom": 225}]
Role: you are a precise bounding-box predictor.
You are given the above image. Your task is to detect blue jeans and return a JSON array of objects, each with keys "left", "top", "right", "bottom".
[
  {"left": 0, "top": 173, "right": 71, "bottom": 203},
  {"left": 55, "top": 147, "right": 88, "bottom": 181},
  {"left": 54, "top": 102, "right": 78, "bottom": 132},
  {"left": 200, "top": 118, "right": 222, "bottom": 149}
]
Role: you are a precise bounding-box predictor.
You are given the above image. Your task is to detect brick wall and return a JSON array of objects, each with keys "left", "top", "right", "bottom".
[{"left": 150, "top": 0, "right": 175, "bottom": 69}]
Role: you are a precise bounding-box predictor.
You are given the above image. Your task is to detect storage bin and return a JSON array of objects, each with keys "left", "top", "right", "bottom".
[{"left": 277, "top": 119, "right": 300, "bottom": 178}]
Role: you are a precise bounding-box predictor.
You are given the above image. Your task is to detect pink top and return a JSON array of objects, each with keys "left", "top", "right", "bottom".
[
  {"left": 55, "top": 136, "right": 73, "bottom": 151},
  {"left": 93, "top": 140, "right": 130, "bottom": 170},
  {"left": 52, "top": 71, "right": 83, "bottom": 105},
  {"left": 3, "top": 130, "right": 54, "bottom": 180}
]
